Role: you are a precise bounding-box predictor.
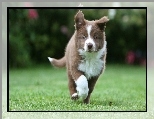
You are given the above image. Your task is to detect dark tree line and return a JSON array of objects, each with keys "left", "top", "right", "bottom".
[{"left": 9, "top": 9, "right": 146, "bottom": 68}]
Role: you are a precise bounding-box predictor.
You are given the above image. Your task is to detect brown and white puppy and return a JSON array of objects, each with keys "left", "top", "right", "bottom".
[{"left": 48, "top": 10, "right": 109, "bottom": 104}]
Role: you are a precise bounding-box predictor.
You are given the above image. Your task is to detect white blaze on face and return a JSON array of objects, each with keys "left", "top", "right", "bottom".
[{"left": 84, "top": 25, "right": 95, "bottom": 51}]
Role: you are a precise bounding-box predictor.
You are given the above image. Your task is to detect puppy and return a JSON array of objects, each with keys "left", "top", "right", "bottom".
[{"left": 48, "top": 10, "right": 109, "bottom": 104}]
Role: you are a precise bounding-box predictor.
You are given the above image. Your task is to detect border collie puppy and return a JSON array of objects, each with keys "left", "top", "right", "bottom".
[{"left": 48, "top": 10, "right": 109, "bottom": 104}]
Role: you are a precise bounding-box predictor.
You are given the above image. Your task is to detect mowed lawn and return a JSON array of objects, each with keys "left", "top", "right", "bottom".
[{"left": 9, "top": 64, "right": 146, "bottom": 111}]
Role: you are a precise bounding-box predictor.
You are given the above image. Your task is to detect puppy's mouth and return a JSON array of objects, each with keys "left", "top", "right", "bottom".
[{"left": 82, "top": 48, "right": 98, "bottom": 52}]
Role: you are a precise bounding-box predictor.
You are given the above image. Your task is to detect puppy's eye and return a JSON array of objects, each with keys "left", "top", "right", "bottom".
[{"left": 82, "top": 35, "right": 86, "bottom": 39}]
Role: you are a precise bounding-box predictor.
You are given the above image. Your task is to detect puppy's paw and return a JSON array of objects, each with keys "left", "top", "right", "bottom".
[
  {"left": 76, "top": 87, "right": 89, "bottom": 100},
  {"left": 75, "top": 75, "right": 89, "bottom": 99},
  {"left": 71, "top": 93, "right": 79, "bottom": 100}
]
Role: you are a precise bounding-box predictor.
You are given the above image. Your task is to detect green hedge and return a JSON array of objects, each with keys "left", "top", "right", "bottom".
[{"left": 9, "top": 9, "right": 146, "bottom": 68}]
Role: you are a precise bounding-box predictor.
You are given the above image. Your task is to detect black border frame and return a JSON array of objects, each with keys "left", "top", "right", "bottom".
[{"left": 7, "top": 7, "right": 147, "bottom": 112}]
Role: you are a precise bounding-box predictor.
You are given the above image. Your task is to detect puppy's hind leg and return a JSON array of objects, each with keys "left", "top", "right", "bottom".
[{"left": 67, "top": 72, "right": 79, "bottom": 100}]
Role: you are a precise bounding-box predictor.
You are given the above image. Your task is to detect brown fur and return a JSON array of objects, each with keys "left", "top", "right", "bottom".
[{"left": 49, "top": 10, "right": 109, "bottom": 104}]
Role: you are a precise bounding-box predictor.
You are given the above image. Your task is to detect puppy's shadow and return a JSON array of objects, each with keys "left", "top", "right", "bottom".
[{"left": 71, "top": 98, "right": 121, "bottom": 107}]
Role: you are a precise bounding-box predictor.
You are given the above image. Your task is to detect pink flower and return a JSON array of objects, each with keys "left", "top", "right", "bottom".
[
  {"left": 126, "top": 51, "right": 135, "bottom": 64},
  {"left": 28, "top": 9, "right": 38, "bottom": 20},
  {"left": 61, "top": 26, "right": 68, "bottom": 35}
]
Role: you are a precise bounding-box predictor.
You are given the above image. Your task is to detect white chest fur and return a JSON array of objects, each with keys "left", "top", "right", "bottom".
[{"left": 78, "top": 41, "right": 106, "bottom": 79}]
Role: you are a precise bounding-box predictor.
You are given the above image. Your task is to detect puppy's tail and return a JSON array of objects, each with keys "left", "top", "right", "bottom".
[{"left": 47, "top": 56, "right": 66, "bottom": 68}]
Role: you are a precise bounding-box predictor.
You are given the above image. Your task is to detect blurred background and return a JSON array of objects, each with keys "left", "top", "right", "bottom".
[{"left": 9, "top": 7, "right": 146, "bottom": 68}]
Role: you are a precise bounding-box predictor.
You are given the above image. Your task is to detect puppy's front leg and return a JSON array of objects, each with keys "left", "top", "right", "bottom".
[
  {"left": 69, "top": 51, "right": 89, "bottom": 100},
  {"left": 71, "top": 65, "right": 89, "bottom": 100},
  {"left": 75, "top": 75, "right": 89, "bottom": 100}
]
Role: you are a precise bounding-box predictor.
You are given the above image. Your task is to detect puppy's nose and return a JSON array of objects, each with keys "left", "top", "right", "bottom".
[{"left": 87, "top": 43, "right": 93, "bottom": 50}]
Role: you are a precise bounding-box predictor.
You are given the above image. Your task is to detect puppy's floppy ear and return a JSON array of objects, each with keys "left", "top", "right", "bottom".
[
  {"left": 96, "top": 16, "right": 109, "bottom": 31},
  {"left": 74, "top": 10, "right": 85, "bottom": 30}
]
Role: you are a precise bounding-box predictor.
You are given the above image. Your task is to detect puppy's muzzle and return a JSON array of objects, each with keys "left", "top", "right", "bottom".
[{"left": 87, "top": 43, "right": 93, "bottom": 50}]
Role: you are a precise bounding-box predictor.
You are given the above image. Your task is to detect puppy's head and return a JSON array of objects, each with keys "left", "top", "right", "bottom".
[{"left": 74, "top": 10, "right": 109, "bottom": 52}]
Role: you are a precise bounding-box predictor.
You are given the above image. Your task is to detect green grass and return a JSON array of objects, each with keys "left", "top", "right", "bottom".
[{"left": 9, "top": 64, "right": 146, "bottom": 111}]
